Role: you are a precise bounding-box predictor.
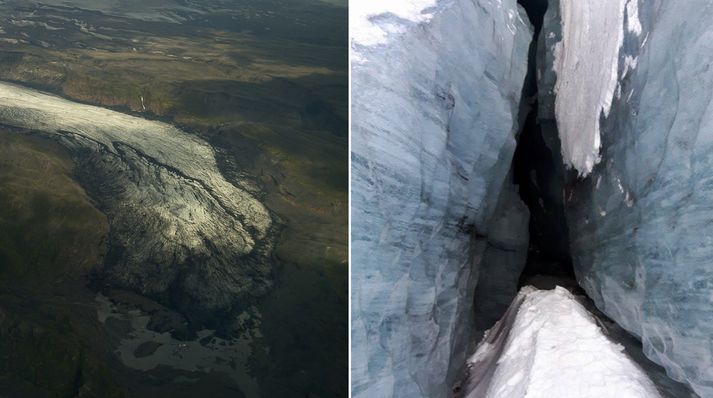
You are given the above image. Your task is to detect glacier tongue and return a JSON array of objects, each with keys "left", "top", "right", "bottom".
[
  {"left": 0, "top": 81, "right": 273, "bottom": 323},
  {"left": 457, "top": 286, "right": 661, "bottom": 398},
  {"left": 350, "top": 0, "right": 532, "bottom": 396}
]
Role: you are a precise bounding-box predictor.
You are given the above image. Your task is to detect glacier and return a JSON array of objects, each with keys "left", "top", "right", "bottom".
[
  {"left": 538, "top": 0, "right": 713, "bottom": 395},
  {"left": 0, "top": 81, "right": 273, "bottom": 326},
  {"left": 350, "top": 0, "right": 532, "bottom": 396}
]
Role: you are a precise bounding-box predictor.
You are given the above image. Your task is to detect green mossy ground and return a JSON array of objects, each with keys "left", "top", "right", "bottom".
[{"left": 0, "top": 132, "right": 124, "bottom": 397}]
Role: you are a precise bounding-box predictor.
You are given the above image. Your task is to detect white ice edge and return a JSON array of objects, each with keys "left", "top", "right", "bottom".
[
  {"left": 350, "top": 0, "right": 438, "bottom": 48},
  {"left": 553, "top": 0, "right": 640, "bottom": 176}
]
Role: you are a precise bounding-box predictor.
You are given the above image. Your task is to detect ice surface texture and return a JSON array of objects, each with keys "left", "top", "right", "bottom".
[
  {"left": 351, "top": 0, "right": 531, "bottom": 396},
  {"left": 552, "top": 0, "right": 637, "bottom": 176},
  {"left": 540, "top": 0, "right": 713, "bottom": 395},
  {"left": 458, "top": 287, "right": 661, "bottom": 398},
  {"left": 472, "top": 177, "right": 529, "bottom": 338},
  {"left": 0, "top": 82, "right": 273, "bottom": 320}
]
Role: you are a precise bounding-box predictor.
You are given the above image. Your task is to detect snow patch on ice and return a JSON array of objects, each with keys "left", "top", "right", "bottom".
[
  {"left": 350, "top": 0, "right": 438, "bottom": 48},
  {"left": 553, "top": 0, "right": 639, "bottom": 176},
  {"left": 461, "top": 287, "right": 661, "bottom": 398},
  {"left": 626, "top": 0, "right": 642, "bottom": 35},
  {"left": 623, "top": 55, "right": 639, "bottom": 77}
]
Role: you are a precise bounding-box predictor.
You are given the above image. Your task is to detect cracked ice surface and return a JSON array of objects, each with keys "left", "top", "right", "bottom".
[
  {"left": 460, "top": 287, "right": 661, "bottom": 398},
  {"left": 0, "top": 81, "right": 272, "bottom": 313},
  {"left": 351, "top": 0, "right": 531, "bottom": 397}
]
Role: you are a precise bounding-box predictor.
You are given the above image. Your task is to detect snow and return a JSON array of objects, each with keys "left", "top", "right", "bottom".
[
  {"left": 350, "top": 0, "right": 438, "bottom": 48},
  {"left": 553, "top": 0, "right": 637, "bottom": 176},
  {"left": 626, "top": 0, "right": 642, "bottom": 35},
  {"left": 461, "top": 287, "right": 661, "bottom": 398}
]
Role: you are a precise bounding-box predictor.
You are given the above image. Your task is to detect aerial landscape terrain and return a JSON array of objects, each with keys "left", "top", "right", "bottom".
[{"left": 0, "top": 0, "right": 347, "bottom": 397}]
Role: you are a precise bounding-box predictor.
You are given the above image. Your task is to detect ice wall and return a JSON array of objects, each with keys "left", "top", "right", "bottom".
[
  {"left": 540, "top": 0, "right": 713, "bottom": 395},
  {"left": 351, "top": 0, "right": 532, "bottom": 396},
  {"left": 472, "top": 176, "right": 529, "bottom": 338}
]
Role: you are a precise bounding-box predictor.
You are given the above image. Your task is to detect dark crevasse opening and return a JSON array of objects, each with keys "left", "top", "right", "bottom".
[
  {"left": 512, "top": 106, "right": 576, "bottom": 284},
  {"left": 518, "top": 0, "right": 547, "bottom": 34},
  {"left": 518, "top": 0, "right": 547, "bottom": 98},
  {"left": 469, "top": 0, "right": 579, "bottom": 340},
  {"left": 514, "top": 0, "right": 577, "bottom": 287},
  {"left": 461, "top": 2, "right": 700, "bottom": 397}
]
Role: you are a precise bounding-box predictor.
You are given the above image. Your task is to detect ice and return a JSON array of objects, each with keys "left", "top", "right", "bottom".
[
  {"left": 457, "top": 286, "right": 662, "bottom": 398},
  {"left": 539, "top": 0, "right": 713, "bottom": 395},
  {"left": 0, "top": 81, "right": 273, "bottom": 315},
  {"left": 552, "top": 0, "right": 635, "bottom": 176},
  {"left": 350, "top": 0, "right": 532, "bottom": 396},
  {"left": 472, "top": 176, "right": 529, "bottom": 339},
  {"left": 353, "top": 0, "right": 713, "bottom": 395}
]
